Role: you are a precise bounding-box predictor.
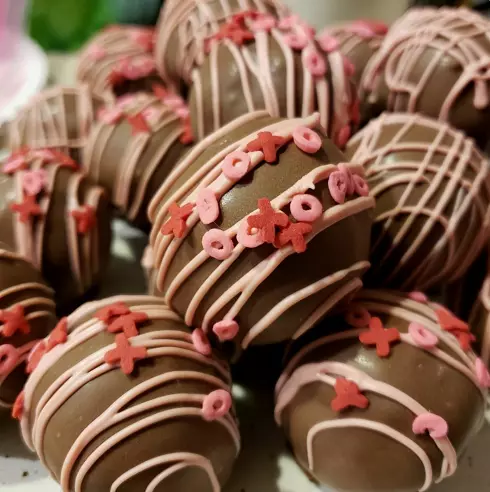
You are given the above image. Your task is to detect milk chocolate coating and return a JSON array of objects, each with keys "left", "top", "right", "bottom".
[
  {"left": 275, "top": 289, "right": 486, "bottom": 492},
  {"left": 148, "top": 112, "right": 374, "bottom": 352},
  {"left": 360, "top": 7, "right": 490, "bottom": 148},
  {"left": 22, "top": 296, "right": 239, "bottom": 492},
  {"left": 0, "top": 154, "right": 112, "bottom": 309},
  {"left": 0, "top": 248, "right": 57, "bottom": 409},
  {"left": 83, "top": 93, "right": 192, "bottom": 230},
  {"left": 345, "top": 112, "right": 490, "bottom": 292}
]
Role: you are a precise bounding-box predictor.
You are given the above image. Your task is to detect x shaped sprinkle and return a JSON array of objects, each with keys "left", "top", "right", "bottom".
[
  {"left": 232, "top": 10, "right": 259, "bottom": 25},
  {"left": 331, "top": 378, "right": 369, "bottom": 412},
  {"left": 46, "top": 317, "right": 68, "bottom": 351},
  {"left": 180, "top": 122, "right": 194, "bottom": 145},
  {"left": 12, "top": 391, "right": 24, "bottom": 420},
  {"left": 0, "top": 305, "right": 30, "bottom": 337},
  {"left": 246, "top": 131, "right": 286, "bottom": 163},
  {"left": 127, "top": 112, "right": 151, "bottom": 135},
  {"left": 96, "top": 302, "right": 131, "bottom": 324},
  {"left": 275, "top": 221, "right": 312, "bottom": 253},
  {"left": 359, "top": 316, "right": 400, "bottom": 357},
  {"left": 436, "top": 307, "right": 469, "bottom": 333},
  {"left": 452, "top": 330, "right": 476, "bottom": 352},
  {"left": 71, "top": 205, "right": 96, "bottom": 235},
  {"left": 247, "top": 198, "right": 289, "bottom": 244},
  {"left": 107, "top": 312, "right": 149, "bottom": 338},
  {"left": 161, "top": 202, "right": 195, "bottom": 238},
  {"left": 44, "top": 150, "right": 78, "bottom": 170},
  {"left": 10, "top": 194, "right": 43, "bottom": 223},
  {"left": 104, "top": 333, "right": 148, "bottom": 375},
  {"left": 26, "top": 341, "right": 47, "bottom": 374}
]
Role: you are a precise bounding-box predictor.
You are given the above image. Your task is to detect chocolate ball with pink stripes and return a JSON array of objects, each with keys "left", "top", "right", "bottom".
[
  {"left": 275, "top": 289, "right": 488, "bottom": 492},
  {"left": 18, "top": 296, "right": 239, "bottom": 492},
  {"left": 147, "top": 111, "right": 374, "bottom": 355}
]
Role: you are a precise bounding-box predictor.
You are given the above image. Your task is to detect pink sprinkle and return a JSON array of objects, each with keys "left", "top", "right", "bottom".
[
  {"left": 283, "top": 31, "right": 308, "bottom": 50},
  {"left": 343, "top": 55, "right": 356, "bottom": 78},
  {"left": 345, "top": 307, "right": 371, "bottom": 328},
  {"left": 412, "top": 413, "right": 449, "bottom": 439},
  {"left": 408, "top": 322, "right": 439, "bottom": 349},
  {"left": 475, "top": 358, "right": 490, "bottom": 388},
  {"left": 129, "top": 29, "right": 155, "bottom": 51},
  {"left": 118, "top": 56, "right": 155, "bottom": 80},
  {"left": 290, "top": 194, "right": 323, "bottom": 223},
  {"left": 0, "top": 344, "right": 19, "bottom": 376},
  {"left": 22, "top": 169, "right": 48, "bottom": 196},
  {"left": 278, "top": 15, "right": 300, "bottom": 30},
  {"left": 338, "top": 163, "right": 354, "bottom": 195},
  {"left": 213, "top": 319, "right": 239, "bottom": 342},
  {"left": 317, "top": 32, "right": 340, "bottom": 53},
  {"left": 98, "top": 106, "right": 124, "bottom": 125},
  {"left": 3, "top": 155, "right": 27, "bottom": 174},
  {"left": 250, "top": 14, "right": 276, "bottom": 32},
  {"left": 175, "top": 105, "right": 190, "bottom": 120},
  {"left": 236, "top": 219, "right": 265, "bottom": 248},
  {"left": 305, "top": 50, "right": 327, "bottom": 77},
  {"left": 292, "top": 126, "right": 322, "bottom": 154},
  {"left": 87, "top": 44, "right": 106, "bottom": 61},
  {"left": 328, "top": 171, "right": 348, "bottom": 204},
  {"left": 202, "top": 229, "right": 234, "bottom": 260},
  {"left": 196, "top": 188, "right": 220, "bottom": 225},
  {"left": 353, "top": 174, "right": 369, "bottom": 196},
  {"left": 202, "top": 389, "right": 232, "bottom": 421},
  {"left": 192, "top": 328, "right": 212, "bottom": 356},
  {"left": 348, "top": 20, "right": 388, "bottom": 39},
  {"left": 337, "top": 125, "right": 352, "bottom": 148},
  {"left": 408, "top": 291, "right": 429, "bottom": 303},
  {"left": 222, "top": 150, "right": 251, "bottom": 180}
]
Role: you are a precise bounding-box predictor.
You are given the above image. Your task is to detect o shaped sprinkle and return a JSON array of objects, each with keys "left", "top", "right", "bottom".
[
  {"left": 0, "top": 344, "right": 19, "bottom": 376},
  {"left": 408, "top": 291, "right": 429, "bottom": 303},
  {"left": 345, "top": 307, "right": 371, "bottom": 328},
  {"left": 305, "top": 50, "right": 327, "bottom": 77},
  {"left": 283, "top": 32, "right": 308, "bottom": 50},
  {"left": 213, "top": 320, "right": 239, "bottom": 342},
  {"left": 250, "top": 14, "right": 276, "bottom": 32},
  {"left": 290, "top": 194, "right": 323, "bottom": 223},
  {"left": 338, "top": 163, "right": 354, "bottom": 195},
  {"left": 317, "top": 32, "right": 340, "bottom": 53},
  {"left": 412, "top": 413, "right": 448, "bottom": 439},
  {"left": 328, "top": 171, "right": 347, "bottom": 204},
  {"left": 222, "top": 150, "right": 251, "bottom": 181},
  {"left": 196, "top": 188, "right": 219, "bottom": 225},
  {"left": 408, "top": 322, "right": 438, "bottom": 349},
  {"left": 236, "top": 220, "right": 264, "bottom": 248},
  {"left": 475, "top": 358, "right": 490, "bottom": 388},
  {"left": 202, "top": 229, "right": 234, "bottom": 260},
  {"left": 202, "top": 389, "right": 232, "bottom": 421},
  {"left": 192, "top": 328, "right": 212, "bottom": 356},
  {"left": 353, "top": 174, "right": 369, "bottom": 196},
  {"left": 292, "top": 126, "right": 322, "bottom": 154}
]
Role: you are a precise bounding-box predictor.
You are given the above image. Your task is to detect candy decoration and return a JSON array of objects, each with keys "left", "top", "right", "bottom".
[
  {"left": 213, "top": 320, "right": 239, "bottom": 342},
  {"left": 305, "top": 50, "right": 327, "bottom": 78},
  {"left": 412, "top": 413, "right": 449, "bottom": 439},
  {"left": 46, "top": 318, "right": 68, "bottom": 351},
  {"left": 196, "top": 188, "right": 220, "bottom": 225},
  {"left": 292, "top": 126, "right": 322, "bottom": 154},
  {"left": 97, "top": 106, "right": 124, "bottom": 125},
  {"left": 0, "top": 305, "right": 30, "bottom": 337},
  {"left": 290, "top": 194, "right": 323, "bottom": 223},
  {"left": 328, "top": 171, "right": 348, "bottom": 204},
  {"left": 359, "top": 317, "right": 400, "bottom": 357},
  {"left": 104, "top": 334, "right": 148, "bottom": 375},
  {"left": 202, "top": 389, "right": 232, "bottom": 421},
  {"left": 107, "top": 312, "right": 149, "bottom": 338},
  {"left": 246, "top": 132, "right": 286, "bottom": 163},
  {"left": 353, "top": 174, "right": 369, "bottom": 196},
  {"left": 9, "top": 195, "right": 43, "bottom": 223},
  {"left": 161, "top": 202, "right": 195, "bottom": 238},
  {"left": 275, "top": 221, "right": 313, "bottom": 253},
  {"left": 408, "top": 291, "right": 429, "bottom": 303},
  {"left": 436, "top": 308, "right": 469, "bottom": 333},
  {"left": 283, "top": 32, "right": 309, "bottom": 50},
  {"left": 222, "top": 150, "right": 251, "bottom": 180},
  {"left": 26, "top": 341, "right": 47, "bottom": 374},
  {"left": 338, "top": 163, "right": 354, "bottom": 195},
  {"left": 12, "top": 391, "right": 24, "bottom": 420},
  {"left": 202, "top": 229, "right": 234, "bottom": 260},
  {"left": 475, "top": 358, "right": 490, "bottom": 388},
  {"left": 331, "top": 377, "right": 369, "bottom": 412},
  {"left": 345, "top": 306, "right": 371, "bottom": 328},
  {"left": 0, "top": 344, "right": 19, "bottom": 376},
  {"left": 247, "top": 198, "right": 289, "bottom": 244},
  {"left": 317, "top": 32, "right": 340, "bottom": 53},
  {"left": 2, "top": 150, "right": 29, "bottom": 174},
  {"left": 22, "top": 169, "right": 48, "bottom": 196},
  {"left": 71, "top": 205, "right": 96, "bottom": 235},
  {"left": 408, "top": 322, "right": 439, "bottom": 349},
  {"left": 191, "top": 328, "right": 212, "bottom": 356},
  {"left": 337, "top": 125, "right": 351, "bottom": 148},
  {"left": 127, "top": 113, "right": 151, "bottom": 135},
  {"left": 236, "top": 220, "right": 265, "bottom": 248},
  {"left": 250, "top": 14, "right": 277, "bottom": 32},
  {"left": 96, "top": 302, "right": 131, "bottom": 324}
]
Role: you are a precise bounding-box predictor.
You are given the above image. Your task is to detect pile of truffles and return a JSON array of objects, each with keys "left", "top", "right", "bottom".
[{"left": 2, "top": 3, "right": 490, "bottom": 492}]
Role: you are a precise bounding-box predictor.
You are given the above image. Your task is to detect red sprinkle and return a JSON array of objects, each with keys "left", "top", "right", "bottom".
[
  {"left": 436, "top": 307, "right": 469, "bottom": 333},
  {"left": 12, "top": 391, "right": 24, "bottom": 420},
  {"left": 104, "top": 333, "right": 148, "bottom": 375},
  {"left": 161, "top": 202, "right": 195, "bottom": 238},
  {"left": 71, "top": 205, "right": 96, "bottom": 235},
  {"left": 26, "top": 341, "right": 47, "bottom": 374},
  {"left": 180, "top": 122, "right": 194, "bottom": 144},
  {"left": 359, "top": 316, "right": 400, "bottom": 357},
  {"left": 152, "top": 83, "right": 170, "bottom": 101},
  {"left": 46, "top": 318, "right": 68, "bottom": 351},
  {"left": 10, "top": 194, "right": 43, "bottom": 223},
  {"left": 275, "top": 221, "right": 312, "bottom": 253},
  {"left": 247, "top": 198, "right": 289, "bottom": 244},
  {"left": 45, "top": 150, "right": 78, "bottom": 170},
  {"left": 96, "top": 302, "right": 131, "bottom": 324},
  {"left": 127, "top": 112, "right": 151, "bottom": 135},
  {"left": 246, "top": 131, "right": 286, "bottom": 163},
  {"left": 107, "top": 312, "right": 149, "bottom": 338},
  {"left": 0, "top": 305, "right": 30, "bottom": 337},
  {"left": 452, "top": 330, "right": 476, "bottom": 352},
  {"left": 331, "top": 378, "right": 369, "bottom": 412}
]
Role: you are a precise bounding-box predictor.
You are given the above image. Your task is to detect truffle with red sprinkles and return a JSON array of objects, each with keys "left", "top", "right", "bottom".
[
  {"left": 0, "top": 247, "right": 57, "bottom": 412},
  {"left": 275, "top": 289, "right": 488, "bottom": 492},
  {"left": 0, "top": 148, "right": 112, "bottom": 308},
  {"left": 147, "top": 111, "right": 374, "bottom": 352},
  {"left": 20, "top": 296, "right": 239, "bottom": 492}
]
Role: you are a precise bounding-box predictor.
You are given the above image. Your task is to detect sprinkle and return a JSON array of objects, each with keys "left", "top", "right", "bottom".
[
  {"left": 452, "top": 331, "right": 476, "bottom": 352},
  {"left": 304, "top": 50, "right": 327, "bottom": 77},
  {"left": 236, "top": 220, "right": 265, "bottom": 248},
  {"left": 104, "top": 334, "right": 148, "bottom": 375},
  {"left": 71, "top": 205, "right": 96, "bottom": 235},
  {"left": 0, "top": 305, "right": 30, "bottom": 337},
  {"left": 192, "top": 328, "right": 212, "bottom": 356},
  {"left": 359, "top": 317, "right": 400, "bottom": 357},
  {"left": 337, "top": 163, "right": 355, "bottom": 195},
  {"left": 345, "top": 306, "right": 371, "bottom": 328},
  {"left": 107, "top": 312, "right": 149, "bottom": 338},
  {"left": 46, "top": 318, "right": 68, "bottom": 351},
  {"left": 436, "top": 307, "right": 469, "bottom": 333},
  {"left": 250, "top": 14, "right": 276, "bottom": 32},
  {"left": 331, "top": 377, "right": 369, "bottom": 412},
  {"left": 127, "top": 113, "right": 151, "bottom": 135},
  {"left": 12, "top": 391, "right": 24, "bottom": 420},
  {"left": 317, "top": 32, "right": 340, "bottom": 53},
  {"left": 196, "top": 188, "right": 220, "bottom": 225},
  {"left": 3, "top": 150, "right": 28, "bottom": 174},
  {"left": 292, "top": 126, "right": 322, "bottom": 154},
  {"left": 283, "top": 32, "right": 309, "bottom": 50},
  {"left": 22, "top": 169, "right": 48, "bottom": 197},
  {"left": 175, "top": 105, "right": 190, "bottom": 120},
  {"left": 278, "top": 15, "right": 301, "bottom": 30},
  {"left": 180, "top": 122, "right": 194, "bottom": 145},
  {"left": 10, "top": 194, "right": 43, "bottom": 223},
  {"left": 161, "top": 202, "right": 195, "bottom": 238},
  {"left": 290, "top": 194, "right": 323, "bottom": 223},
  {"left": 408, "top": 291, "right": 429, "bottom": 303},
  {"left": 232, "top": 10, "right": 260, "bottom": 26},
  {"left": 247, "top": 198, "right": 289, "bottom": 244},
  {"left": 475, "top": 358, "right": 490, "bottom": 388},
  {"left": 337, "top": 125, "right": 352, "bottom": 148},
  {"left": 202, "top": 229, "right": 234, "bottom": 260},
  {"left": 328, "top": 171, "right": 348, "bottom": 204},
  {"left": 202, "top": 389, "right": 232, "bottom": 421},
  {"left": 117, "top": 56, "right": 155, "bottom": 79},
  {"left": 213, "top": 320, "right": 239, "bottom": 342},
  {"left": 348, "top": 20, "right": 388, "bottom": 38},
  {"left": 353, "top": 174, "right": 369, "bottom": 196},
  {"left": 412, "top": 413, "right": 448, "bottom": 439},
  {"left": 0, "top": 344, "right": 19, "bottom": 376},
  {"left": 275, "top": 221, "right": 312, "bottom": 253},
  {"left": 408, "top": 322, "right": 438, "bottom": 349},
  {"left": 222, "top": 150, "right": 251, "bottom": 180},
  {"left": 107, "top": 69, "right": 125, "bottom": 87},
  {"left": 96, "top": 302, "right": 131, "bottom": 324},
  {"left": 222, "top": 23, "right": 254, "bottom": 45},
  {"left": 246, "top": 131, "right": 286, "bottom": 163},
  {"left": 26, "top": 341, "right": 47, "bottom": 374},
  {"left": 152, "top": 83, "right": 170, "bottom": 101},
  {"left": 44, "top": 150, "right": 77, "bottom": 170}
]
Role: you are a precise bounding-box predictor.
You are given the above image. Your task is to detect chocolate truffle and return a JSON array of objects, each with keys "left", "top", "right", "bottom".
[
  {"left": 345, "top": 112, "right": 490, "bottom": 291},
  {"left": 77, "top": 25, "right": 163, "bottom": 100},
  {"left": 275, "top": 289, "right": 488, "bottom": 492},
  {"left": 19, "top": 296, "right": 239, "bottom": 492},
  {"left": 360, "top": 7, "right": 490, "bottom": 147},
  {"left": 83, "top": 91, "right": 193, "bottom": 229},
  {"left": 0, "top": 148, "right": 112, "bottom": 309},
  {"left": 318, "top": 19, "right": 388, "bottom": 86},
  {"left": 0, "top": 248, "right": 57, "bottom": 411},
  {"left": 147, "top": 111, "right": 374, "bottom": 351},
  {"left": 154, "top": 0, "right": 288, "bottom": 87},
  {"left": 4, "top": 85, "right": 106, "bottom": 165},
  {"left": 188, "top": 12, "right": 358, "bottom": 146}
]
